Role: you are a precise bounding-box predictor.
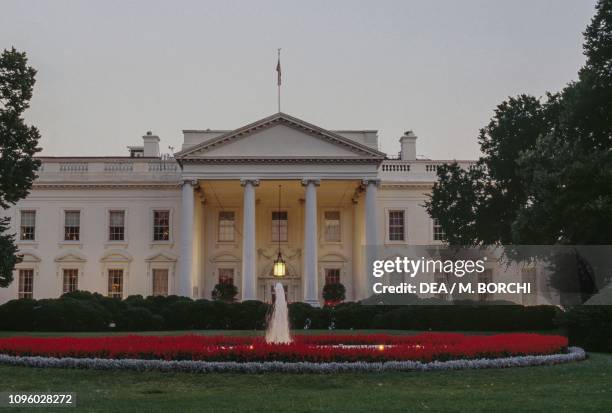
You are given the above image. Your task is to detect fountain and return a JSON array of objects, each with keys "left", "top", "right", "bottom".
[{"left": 265, "top": 282, "right": 292, "bottom": 344}]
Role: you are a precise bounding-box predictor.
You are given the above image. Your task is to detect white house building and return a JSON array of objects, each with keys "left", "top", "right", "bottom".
[{"left": 2, "top": 112, "right": 492, "bottom": 305}]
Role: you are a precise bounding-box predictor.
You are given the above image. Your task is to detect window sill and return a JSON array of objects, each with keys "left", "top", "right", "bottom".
[
  {"left": 58, "top": 241, "right": 83, "bottom": 248},
  {"left": 150, "top": 241, "right": 174, "bottom": 247},
  {"left": 384, "top": 240, "right": 408, "bottom": 245},
  {"left": 105, "top": 241, "right": 128, "bottom": 248},
  {"left": 16, "top": 241, "right": 38, "bottom": 247}
]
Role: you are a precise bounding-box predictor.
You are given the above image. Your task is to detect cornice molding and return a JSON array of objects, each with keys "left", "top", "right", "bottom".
[
  {"left": 33, "top": 182, "right": 180, "bottom": 190},
  {"left": 180, "top": 157, "right": 381, "bottom": 165},
  {"left": 380, "top": 182, "right": 434, "bottom": 190}
]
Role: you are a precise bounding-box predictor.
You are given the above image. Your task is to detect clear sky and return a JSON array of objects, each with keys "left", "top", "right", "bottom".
[{"left": 0, "top": 0, "right": 597, "bottom": 160}]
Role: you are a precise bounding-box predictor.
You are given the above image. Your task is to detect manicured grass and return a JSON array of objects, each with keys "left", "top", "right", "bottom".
[
  {"left": 0, "top": 353, "right": 608, "bottom": 412},
  {"left": 1, "top": 330, "right": 605, "bottom": 413}
]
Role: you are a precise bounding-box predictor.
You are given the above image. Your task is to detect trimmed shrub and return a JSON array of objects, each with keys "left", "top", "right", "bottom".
[
  {"left": 0, "top": 297, "right": 111, "bottom": 332},
  {"left": 556, "top": 306, "right": 612, "bottom": 352},
  {"left": 322, "top": 283, "right": 346, "bottom": 305},
  {"left": 0, "top": 291, "right": 562, "bottom": 333},
  {"left": 116, "top": 307, "right": 163, "bottom": 331},
  {"left": 0, "top": 299, "right": 39, "bottom": 331},
  {"left": 211, "top": 283, "right": 238, "bottom": 302}
]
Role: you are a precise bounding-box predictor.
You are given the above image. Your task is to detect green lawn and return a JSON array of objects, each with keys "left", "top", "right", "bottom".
[{"left": 0, "top": 330, "right": 608, "bottom": 413}]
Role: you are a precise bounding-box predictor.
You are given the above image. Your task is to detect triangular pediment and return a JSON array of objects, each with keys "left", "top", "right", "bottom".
[
  {"left": 175, "top": 113, "right": 385, "bottom": 162},
  {"left": 145, "top": 251, "right": 178, "bottom": 262},
  {"left": 100, "top": 249, "right": 133, "bottom": 263},
  {"left": 18, "top": 250, "right": 41, "bottom": 263},
  {"left": 54, "top": 250, "right": 87, "bottom": 263}
]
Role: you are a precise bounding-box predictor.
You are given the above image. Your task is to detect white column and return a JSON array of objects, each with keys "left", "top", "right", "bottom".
[
  {"left": 363, "top": 179, "right": 380, "bottom": 296},
  {"left": 178, "top": 179, "right": 196, "bottom": 297},
  {"left": 302, "top": 179, "right": 320, "bottom": 306},
  {"left": 241, "top": 179, "right": 259, "bottom": 301}
]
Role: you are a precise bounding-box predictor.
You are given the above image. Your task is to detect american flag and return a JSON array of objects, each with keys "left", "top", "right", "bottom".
[{"left": 276, "top": 56, "right": 281, "bottom": 86}]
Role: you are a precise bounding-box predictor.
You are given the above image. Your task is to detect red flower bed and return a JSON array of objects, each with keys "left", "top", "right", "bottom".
[{"left": 0, "top": 333, "right": 567, "bottom": 363}]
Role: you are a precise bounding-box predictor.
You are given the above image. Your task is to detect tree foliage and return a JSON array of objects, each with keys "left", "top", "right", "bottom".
[
  {"left": 425, "top": 0, "right": 612, "bottom": 302},
  {"left": 425, "top": 95, "right": 550, "bottom": 246},
  {"left": 0, "top": 47, "right": 41, "bottom": 287},
  {"left": 427, "top": 0, "right": 612, "bottom": 247},
  {"left": 514, "top": 0, "right": 612, "bottom": 245}
]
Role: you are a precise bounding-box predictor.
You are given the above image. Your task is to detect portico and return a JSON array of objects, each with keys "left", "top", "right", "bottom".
[{"left": 174, "top": 113, "right": 385, "bottom": 304}]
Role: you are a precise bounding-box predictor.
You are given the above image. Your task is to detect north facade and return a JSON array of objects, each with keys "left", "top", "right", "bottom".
[{"left": 1, "top": 113, "right": 479, "bottom": 305}]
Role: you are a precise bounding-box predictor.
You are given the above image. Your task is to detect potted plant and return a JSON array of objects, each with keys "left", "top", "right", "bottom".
[
  {"left": 211, "top": 283, "right": 238, "bottom": 302},
  {"left": 322, "top": 283, "right": 346, "bottom": 307}
]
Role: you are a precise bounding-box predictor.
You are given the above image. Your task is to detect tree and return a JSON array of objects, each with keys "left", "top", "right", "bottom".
[
  {"left": 424, "top": 95, "right": 550, "bottom": 246},
  {"left": 426, "top": 0, "right": 612, "bottom": 302},
  {"left": 514, "top": 0, "right": 612, "bottom": 245},
  {"left": 0, "top": 48, "right": 41, "bottom": 287}
]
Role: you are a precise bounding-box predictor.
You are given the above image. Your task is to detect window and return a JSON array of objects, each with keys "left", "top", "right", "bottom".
[
  {"left": 62, "top": 268, "right": 78, "bottom": 294},
  {"left": 324, "top": 211, "right": 341, "bottom": 242},
  {"left": 478, "top": 270, "right": 492, "bottom": 302},
  {"left": 64, "top": 210, "right": 80, "bottom": 241},
  {"left": 218, "top": 211, "right": 235, "bottom": 242},
  {"left": 153, "top": 210, "right": 170, "bottom": 241},
  {"left": 18, "top": 269, "right": 33, "bottom": 299},
  {"left": 521, "top": 267, "right": 537, "bottom": 306},
  {"left": 108, "top": 269, "right": 123, "bottom": 298},
  {"left": 152, "top": 268, "right": 169, "bottom": 296},
  {"left": 109, "top": 210, "right": 125, "bottom": 241},
  {"left": 325, "top": 268, "right": 341, "bottom": 285},
  {"left": 388, "top": 210, "right": 405, "bottom": 241},
  {"left": 433, "top": 218, "right": 446, "bottom": 241},
  {"left": 218, "top": 268, "right": 234, "bottom": 285},
  {"left": 434, "top": 272, "right": 448, "bottom": 300},
  {"left": 20, "top": 210, "right": 36, "bottom": 241},
  {"left": 271, "top": 211, "right": 288, "bottom": 242}
]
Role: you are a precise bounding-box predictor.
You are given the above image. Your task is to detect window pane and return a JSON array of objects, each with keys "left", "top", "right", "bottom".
[
  {"left": 478, "top": 270, "right": 493, "bottom": 302},
  {"left": 388, "top": 211, "right": 405, "bottom": 241},
  {"left": 433, "top": 218, "right": 446, "bottom": 241},
  {"left": 109, "top": 211, "right": 125, "bottom": 241},
  {"left": 62, "top": 268, "right": 79, "bottom": 294},
  {"left": 152, "top": 268, "right": 169, "bottom": 296},
  {"left": 110, "top": 211, "right": 125, "bottom": 226},
  {"left": 18, "top": 269, "right": 34, "bottom": 299},
  {"left": 20, "top": 211, "right": 36, "bottom": 241},
  {"left": 108, "top": 269, "right": 123, "bottom": 298},
  {"left": 272, "top": 211, "right": 288, "bottom": 242},
  {"left": 325, "top": 268, "right": 341, "bottom": 285},
  {"left": 153, "top": 210, "right": 170, "bottom": 241},
  {"left": 324, "top": 211, "right": 341, "bottom": 242},
  {"left": 434, "top": 272, "right": 448, "bottom": 300},
  {"left": 218, "top": 268, "right": 234, "bottom": 285},
  {"left": 64, "top": 211, "right": 80, "bottom": 241},
  {"left": 218, "top": 211, "right": 235, "bottom": 242},
  {"left": 65, "top": 211, "right": 80, "bottom": 226}
]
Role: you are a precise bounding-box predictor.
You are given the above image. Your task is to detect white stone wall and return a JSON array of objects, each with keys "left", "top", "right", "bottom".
[{"left": 1, "top": 188, "right": 182, "bottom": 302}]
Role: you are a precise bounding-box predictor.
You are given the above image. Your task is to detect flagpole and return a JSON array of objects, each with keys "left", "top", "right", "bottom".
[{"left": 277, "top": 48, "right": 281, "bottom": 113}]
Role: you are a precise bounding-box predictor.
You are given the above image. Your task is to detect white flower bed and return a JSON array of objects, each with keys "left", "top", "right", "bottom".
[{"left": 0, "top": 347, "right": 585, "bottom": 374}]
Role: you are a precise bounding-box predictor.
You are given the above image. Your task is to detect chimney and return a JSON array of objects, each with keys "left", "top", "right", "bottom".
[
  {"left": 399, "top": 130, "right": 417, "bottom": 161},
  {"left": 143, "top": 131, "right": 160, "bottom": 157}
]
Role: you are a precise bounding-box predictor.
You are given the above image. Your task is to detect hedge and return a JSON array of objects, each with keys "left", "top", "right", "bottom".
[
  {"left": 0, "top": 290, "right": 562, "bottom": 333},
  {"left": 555, "top": 306, "right": 612, "bottom": 353}
]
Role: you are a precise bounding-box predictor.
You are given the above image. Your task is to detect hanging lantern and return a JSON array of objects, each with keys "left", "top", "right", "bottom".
[
  {"left": 273, "top": 184, "right": 286, "bottom": 277},
  {"left": 273, "top": 251, "right": 286, "bottom": 277}
]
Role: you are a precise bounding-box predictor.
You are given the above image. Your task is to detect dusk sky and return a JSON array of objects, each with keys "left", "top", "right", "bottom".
[{"left": 0, "top": 0, "right": 597, "bottom": 159}]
